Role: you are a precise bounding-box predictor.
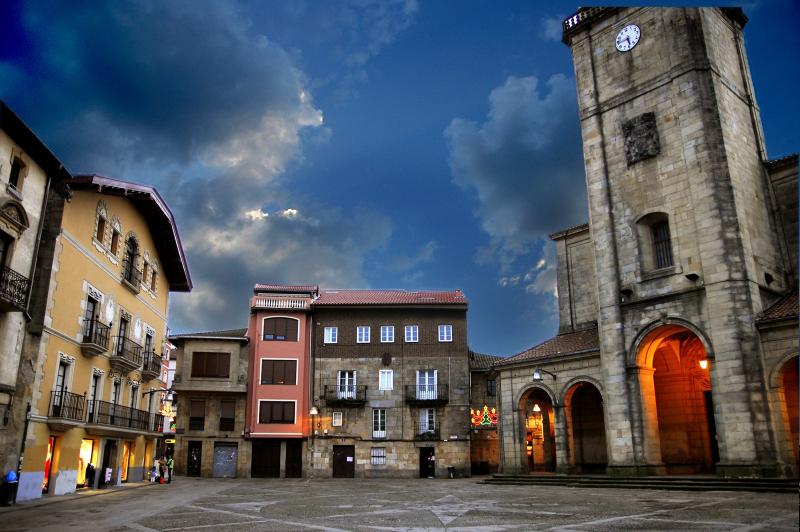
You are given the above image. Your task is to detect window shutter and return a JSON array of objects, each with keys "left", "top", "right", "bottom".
[{"left": 287, "top": 361, "right": 296, "bottom": 384}]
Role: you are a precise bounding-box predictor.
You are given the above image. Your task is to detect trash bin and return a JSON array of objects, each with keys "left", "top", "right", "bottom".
[{"left": 447, "top": 466, "right": 456, "bottom": 479}]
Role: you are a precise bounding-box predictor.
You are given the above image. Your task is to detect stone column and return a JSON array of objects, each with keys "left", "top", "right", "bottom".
[
  {"left": 554, "top": 404, "right": 573, "bottom": 474},
  {"left": 631, "top": 367, "right": 665, "bottom": 474}
]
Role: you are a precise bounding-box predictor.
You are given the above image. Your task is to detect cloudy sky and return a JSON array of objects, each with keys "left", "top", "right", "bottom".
[{"left": 2, "top": 1, "right": 797, "bottom": 357}]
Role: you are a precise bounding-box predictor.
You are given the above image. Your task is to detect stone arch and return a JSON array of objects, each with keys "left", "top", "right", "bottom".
[
  {"left": 562, "top": 379, "right": 609, "bottom": 473},
  {"left": 514, "top": 382, "right": 558, "bottom": 410},
  {"left": 558, "top": 375, "right": 605, "bottom": 406},
  {"left": 770, "top": 353, "right": 799, "bottom": 473},
  {"left": 0, "top": 199, "right": 30, "bottom": 235},
  {"left": 628, "top": 316, "right": 714, "bottom": 368},
  {"left": 769, "top": 350, "right": 799, "bottom": 389},
  {"left": 518, "top": 384, "right": 558, "bottom": 473}
]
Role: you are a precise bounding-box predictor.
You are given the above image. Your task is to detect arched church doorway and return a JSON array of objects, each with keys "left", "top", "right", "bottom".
[
  {"left": 565, "top": 382, "right": 608, "bottom": 473},
  {"left": 638, "top": 324, "right": 717, "bottom": 474},
  {"left": 520, "top": 388, "right": 556, "bottom": 473},
  {"left": 778, "top": 357, "right": 798, "bottom": 471}
]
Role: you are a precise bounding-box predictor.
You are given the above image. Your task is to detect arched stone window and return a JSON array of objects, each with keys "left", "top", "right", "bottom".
[
  {"left": 636, "top": 212, "right": 675, "bottom": 272},
  {"left": 110, "top": 216, "right": 122, "bottom": 256},
  {"left": 94, "top": 201, "right": 108, "bottom": 245}
]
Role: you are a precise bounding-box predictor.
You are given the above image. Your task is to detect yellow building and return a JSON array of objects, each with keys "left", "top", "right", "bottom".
[{"left": 17, "top": 174, "right": 191, "bottom": 500}]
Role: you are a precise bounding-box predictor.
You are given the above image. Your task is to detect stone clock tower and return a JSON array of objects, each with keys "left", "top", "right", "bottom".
[{"left": 562, "top": 8, "right": 794, "bottom": 476}]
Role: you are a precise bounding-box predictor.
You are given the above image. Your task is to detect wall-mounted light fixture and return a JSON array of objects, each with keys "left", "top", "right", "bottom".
[
  {"left": 699, "top": 359, "right": 708, "bottom": 370},
  {"left": 533, "top": 368, "right": 557, "bottom": 381}
]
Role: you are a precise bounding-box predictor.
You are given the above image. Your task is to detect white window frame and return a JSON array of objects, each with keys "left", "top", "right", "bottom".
[
  {"left": 373, "top": 408, "right": 386, "bottom": 439},
  {"left": 336, "top": 370, "right": 357, "bottom": 399},
  {"left": 370, "top": 447, "right": 386, "bottom": 465},
  {"left": 332, "top": 411, "right": 343, "bottom": 427},
  {"left": 420, "top": 408, "right": 436, "bottom": 433},
  {"left": 323, "top": 326, "right": 338, "bottom": 344},
  {"left": 438, "top": 324, "right": 453, "bottom": 342},
  {"left": 378, "top": 369, "right": 393, "bottom": 391},
  {"left": 257, "top": 399, "right": 297, "bottom": 425},
  {"left": 357, "top": 326, "right": 370, "bottom": 343},
  {"left": 416, "top": 369, "right": 438, "bottom": 400},
  {"left": 404, "top": 325, "right": 419, "bottom": 343},
  {"left": 380, "top": 325, "right": 394, "bottom": 343}
]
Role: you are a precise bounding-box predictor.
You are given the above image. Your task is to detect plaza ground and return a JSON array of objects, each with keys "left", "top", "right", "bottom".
[{"left": 1, "top": 476, "right": 797, "bottom": 531}]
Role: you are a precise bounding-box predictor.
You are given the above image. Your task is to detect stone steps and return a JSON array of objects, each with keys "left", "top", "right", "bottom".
[{"left": 481, "top": 474, "right": 798, "bottom": 493}]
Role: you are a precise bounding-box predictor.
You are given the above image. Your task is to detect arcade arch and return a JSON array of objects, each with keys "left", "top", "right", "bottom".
[
  {"left": 564, "top": 381, "right": 608, "bottom": 473},
  {"left": 518, "top": 387, "right": 556, "bottom": 472}
]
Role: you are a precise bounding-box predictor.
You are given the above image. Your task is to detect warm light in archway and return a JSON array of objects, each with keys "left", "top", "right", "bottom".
[
  {"left": 699, "top": 359, "right": 708, "bottom": 370},
  {"left": 533, "top": 404, "right": 541, "bottom": 412}
]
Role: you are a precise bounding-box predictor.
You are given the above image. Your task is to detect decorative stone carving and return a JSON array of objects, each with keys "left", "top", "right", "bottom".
[
  {"left": 622, "top": 112, "right": 660, "bottom": 166},
  {"left": 127, "top": 379, "right": 140, "bottom": 387},
  {"left": 120, "top": 309, "right": 132, "bottom": 322},
  {"left": 144, "top": 324, "right": 156, "bottom": 337},
  {"left": 92, "top": 368, "right": 105, "bottom": 376},
  {"left": 0, "top": 200, "right": 29, "bottom": 233},
  {"left": 86, "top": 283, "right": 104, "bottom": 303},
  {"left": 59, "top": 353, "right": 76, "bottom": 365}
]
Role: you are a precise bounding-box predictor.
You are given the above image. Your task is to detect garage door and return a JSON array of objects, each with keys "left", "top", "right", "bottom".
[{"left": 213, "top": 443, "right": 238, "bottom": 478}]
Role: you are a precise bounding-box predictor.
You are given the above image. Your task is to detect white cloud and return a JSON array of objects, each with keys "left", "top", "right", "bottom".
[{"left": 539, "top": 16, "right": 564, "bottom": 42}]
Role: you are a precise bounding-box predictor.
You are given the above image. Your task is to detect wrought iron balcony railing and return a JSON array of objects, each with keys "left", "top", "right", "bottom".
[
  {"left": 0, "top": 264, "right": 30, "bottom": 312},
  {"left": 86, "top": 399, "right": 161, "bottom": 432},
  {"left": 110, "top": 335, "right": 143, "bottom": 373},
  {"left": 141, "top": 351, "right": 162, "bottom": 380},
  {"left": 405, "top": 384, "right": 448, "bottom": 405},
  {"left": 81, "top": 318, "right": 111, "bottom": 356},
  {"left": 49, "top": 390, "right": 85, "bottom": 421},
  {"left": 413, "top": 421, "right": 440, "bottom": 441},
  {"left": 323, "top": 383, "right": 367, "bottom": 406}
]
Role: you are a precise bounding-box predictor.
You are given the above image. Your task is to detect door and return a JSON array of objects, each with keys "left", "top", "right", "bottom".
[
  {"left": 88, "top": 373, "right": 100, "bottom": 422},
  {"left": 121, "top": 442, "right": 131, "bottom": 482},
  {"left": 187, "top": 441, "right": 202, "bottom": 477},
  {"left": 212, "top": 443, "right": 238, "bottom": 478},
  {"left": 251, "top": 440, "right": 281, "bottom": 478},
  {"left": 53, "top": 361, "right": 69, "bottom": 416},
  {"left": 420, "top": 447, "right": 435, "bottom": 478},
  {"left": 332, "top": 445, "right": 355, "bottom": 478},
  {"left": 100, "top": 439, "right": 117, "bottom": 488},
  {"left": 416, "top": 370, "right": 437, "bottom": 400},
  {"left": 285, "top": 440, "right": 303, "bottom": 478}
]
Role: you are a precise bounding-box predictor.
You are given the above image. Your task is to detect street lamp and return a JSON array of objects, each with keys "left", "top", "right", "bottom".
[{"left": 533, "top": 368, "right": 557, "bottom": 381}]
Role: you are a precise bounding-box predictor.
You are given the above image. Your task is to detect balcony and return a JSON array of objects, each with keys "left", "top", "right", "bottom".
[
  {"left": 413, "top": 421, "right": 440, "bottom": 441},
  {"left": 0, "top": 264, "right": 30, "bottom": 312},
  {"left": 323, "top": 383, "right": 367, "bottom": 406},
  {"left": 110, "top": 335, "right": 143, "bottom": 374},
  {"left": 141, "top": 351, "right": 162, "bottom": 381},
  {"left": 250, "top": 296, "right": 310, "bottom": 311},
  {"left": 121, "top": 257, "right": 142, "bottom": 293},
  {"left": 48, "top": 390, "right": 85, "bottom": 431},
  {"left": 86, "top": 399, "right": 163, "bottom": 433},
  {"left": 405, "top": 384, "right": 448, "bottom": 406},
  {"left": 80, "top": 318, "right": 111, "bottom": 356}
]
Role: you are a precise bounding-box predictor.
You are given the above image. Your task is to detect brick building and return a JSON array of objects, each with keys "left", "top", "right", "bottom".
[
  {"left": 494, "top": 7, "right": 798, "bottom": 478},
  {"left": 308, "top": 289, "right": 471, "bottom": 478},
  {"left": 170, "top": 329, "right": 249, "bottom": 478}
]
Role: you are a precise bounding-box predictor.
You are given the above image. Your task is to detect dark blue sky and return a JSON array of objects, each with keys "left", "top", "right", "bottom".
[{"left": 1, "top": 1, "right": 797, "bottom": 357}]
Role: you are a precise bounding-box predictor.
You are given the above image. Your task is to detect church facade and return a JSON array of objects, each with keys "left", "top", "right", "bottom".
[{"left": 495, "top": 7, "right": 798, "bottom": 478}]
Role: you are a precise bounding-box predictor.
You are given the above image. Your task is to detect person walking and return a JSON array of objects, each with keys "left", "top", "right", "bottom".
[{"left": 166, "top": 454, "right": 174, "bottom": 483}]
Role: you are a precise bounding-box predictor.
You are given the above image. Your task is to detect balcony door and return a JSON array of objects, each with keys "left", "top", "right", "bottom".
[
  {"left": 52, "top": 360, "right": 69, "bottom": 416},
  {"left": 337, "top": 370, "right": 356, "bottom": 399},
  {"left": 88, "top": 373, "right": 100, "bottom": 422},
  {"left": 84, "top": 296, "right": 98, "bottom": 339},
  {"left": 416, "top": 370, "right": 437, "bottom": 400},
  {"left": 420, "top": 407, "right": 435, "bottom": 433},
  {"left": 117, "top": 316, "right": 129, "bottom": 356}
]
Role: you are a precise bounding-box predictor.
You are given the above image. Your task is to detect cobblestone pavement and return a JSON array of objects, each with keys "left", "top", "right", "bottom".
[{"left": 3, "top": 477, "right": 798, "bottom": 531}]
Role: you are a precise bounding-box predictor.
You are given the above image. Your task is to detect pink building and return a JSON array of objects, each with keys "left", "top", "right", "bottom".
[{"left": 245, "top": 284, "right": 317, "bottom": 477}]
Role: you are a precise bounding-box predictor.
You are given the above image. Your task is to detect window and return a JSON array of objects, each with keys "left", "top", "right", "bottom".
[
  {"left": 258, "top": 401, "right": 295, "bottom": 424},
  {"left": 88, "top": 373, "right": 100, "bottom": 420},
  {"left": 142, "top": 261, "right": 150, "bottom": 286},
  {"left": 189, "top": 400, "right": 205, "bottom": 430},
  {"left": 117, "top": 315, "right": 130, "bottom": 356},
  {"left": 150, "top": 270, "right": 157, "bottom": 292},
  {"left": 405, "top": 325, "right": 418, "bottom": 343},
  {"left": 357, "top": 326, "right": 370, "bottom": 343},
  {"left": 416, "top": 369, "right": 438, "bottom": 400},
  {"left": 420, "top": 408, "right": 436, "bottom": 432},
  {"left": 191, "top": 352, "right": 230, "bottom": 378},
  {"left": 337, "top": 370, "right": 356, "bottom": 399},
  {"left": 324, "top": 326, "right": 338, "bottom": 344},
  {"left": 373, "top": 409, "right": 386, "bottom": 439},
  {"left": 370, "top": 447, "right": 386, "bottom": 465},
  {"left": 111, "top": 380, "right": 121, "bottom": 405},
  {"left": 380, "top": 325, "right": 394, "bottom": 343},
  {"left": 651, "top": 221, "right": 674, "bottom": 269},
  {"left": 95, "top": 217, "right": 106, "bottom": 243},
  {"left": 220, "top": 400, "right": 235, "bottom": 431},
  {"left": 260, "top": 359, "right": 297, "bottom": 385},
  {"left": 129, "top": 385, "right": 139, "bottom": 409},
  {"left": 332, "top": 411, "right": 343, "bottom": 427},
  {"left": 379, "top": 369, "right": 393, "bottom": 391},
  {"left": 263, "top": 317, "right": 298, "bottom": 341},
  {"left": 144, "top": 333, "right": 154, "bottom": 354},
  {"left": 438, "top": 324, "right": 453, "bottom": 342},
  {"left": 487, "top": 379, "right": 496, "bottom": 397},
  {"left": 8, "top": 156, "right": 26, "bottom": 191},
  {"left": 110, "top": 229, "right": 120, "bottom": 255},
  {"left": 123, "top": 236, "right": 140, "bottom": 284}
]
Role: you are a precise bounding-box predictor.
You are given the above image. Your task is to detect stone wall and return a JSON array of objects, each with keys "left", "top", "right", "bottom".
[{"left": 553, "top": 225, "right": 597, "bottom": 333}]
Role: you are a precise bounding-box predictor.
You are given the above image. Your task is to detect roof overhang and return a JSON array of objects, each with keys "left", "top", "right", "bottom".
[{"left": 71, "top": 174, "right": 192, "bottom": 292}]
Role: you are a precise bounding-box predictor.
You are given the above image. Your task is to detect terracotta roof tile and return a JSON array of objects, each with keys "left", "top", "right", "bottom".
[
  {"left": 254, "top": 284, "right": 319, "bottom": 294},
  {"left": 313, "top": 289, "right": 467, "bottom": 306},
  {"left": 759, "top": 291, "right": 798, "bottom": 323},
  {"left": 470, "top": 351, "right": 503, "bottom": 370},
  {"left": 495, "top": 327, "right": 599, "bottom": 367}
]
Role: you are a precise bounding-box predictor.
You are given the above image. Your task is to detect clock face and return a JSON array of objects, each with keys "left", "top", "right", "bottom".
[{"left": 615, "top": 24, "right": 641, "bottom": 52}]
